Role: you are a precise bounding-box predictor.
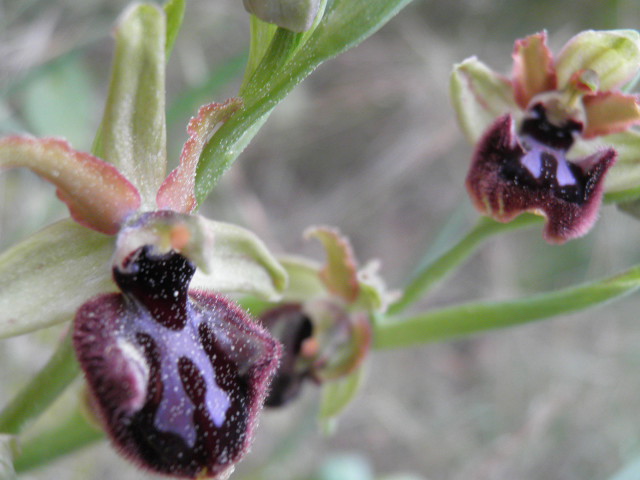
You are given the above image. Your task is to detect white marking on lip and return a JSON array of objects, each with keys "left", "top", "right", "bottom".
[
  {"left": 521, "top": 150, "right": 542, "bottom": 178},
  {"left": 555, "top": 158, "right": 576, "bottom": 186}
]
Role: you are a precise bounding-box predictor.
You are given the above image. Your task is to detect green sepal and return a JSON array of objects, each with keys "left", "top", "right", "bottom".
[
  {"left": 318, "top": 365, "right": 366, "bottom": 428},
  {"left": 194, "top": 0, "right": 414, "bottom": 205},
  {"left": 278, "top": 255, "right": 327, "bottom": 302},
  {"left": 92, "top": 4, "right": 167, "bottom": 207},
  {"left": 164, "top": 0, "right": 186, "bottom": 60},
  {"left": 0, "top": 220, "right": 115, "bottom": 339},
  {"left": 190, "top": 219, "right": 288, "bottom": 300},
  {"left": 575, "top": 130, "right": 640, "bottom": 195},
  {"left": 450, "top": 56, "right": 518, "bottom": 143}
]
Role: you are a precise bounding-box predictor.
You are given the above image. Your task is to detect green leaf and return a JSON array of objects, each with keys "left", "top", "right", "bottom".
[
  {"left": 164, "top": 0, "right": 185, "bottom": 60},
  {"left": 0, "top": 435, "right": 16, "bottom": 480},
  {"left": 194, "top": 0, "right": 414, "bottom": 204},
  {"left": 92, "top": 4, "right": 167, "bottom": 207},
  {"left": 0, "top": 219, "right": 115, "bottom": 338},
  {"left": 318, "top": 366, "right": 366, "bottom": 422},
  {"left": 190, "top": 219, "right": 288, "bottom": 300},
  {"left": 375, "top": 263, "right": 640, "bottom": 349}
]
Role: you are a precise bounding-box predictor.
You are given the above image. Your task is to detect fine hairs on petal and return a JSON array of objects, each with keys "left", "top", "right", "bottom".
[{"left": 74, "top": 247, "right": 281, "bottom": 478}]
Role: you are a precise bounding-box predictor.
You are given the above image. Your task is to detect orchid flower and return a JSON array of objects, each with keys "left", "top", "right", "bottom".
[
  {"left": 256, "top": 227, "right": 394, "bottom": 424},
  {"left": 451, "top": 30, "right": 640, "bottom": 243},
  {"left": 0, "top": 5, "right": 288, "bottom": 478}
]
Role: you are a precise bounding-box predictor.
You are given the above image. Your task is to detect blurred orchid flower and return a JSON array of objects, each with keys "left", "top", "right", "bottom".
[
  {"left": 0, "top": 5, "right": 287, "bottom": 478},
  {"left": 451, "top": 30, "right": 640, "bottom": 243},
  {"left": 257, "top": 226, "right": 395, "bottom": 424}
]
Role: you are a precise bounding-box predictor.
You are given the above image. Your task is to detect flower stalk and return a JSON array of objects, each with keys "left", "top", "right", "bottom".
[
  {"left": 0, "top": 332, "right": 79, "bottom": 436},
  {"left": 376, "top": 264, "right": 640, "bottom": 349},
  {"left": 388, "top": 214, "right": 542, "bottom": 316}
]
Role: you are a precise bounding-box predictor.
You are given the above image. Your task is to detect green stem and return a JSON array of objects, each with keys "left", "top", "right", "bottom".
[
  {"left": 375, "top": 264, "right": 640, "bottom": 350},
  {"left": 387, "top": 214, "right": 542, "bottom": 316},
  {"left": 0, "top": 332, "right": 79, "bottom": 435},
  {"left": 13, "top": 408, "right": 103, "bottom": 473}
]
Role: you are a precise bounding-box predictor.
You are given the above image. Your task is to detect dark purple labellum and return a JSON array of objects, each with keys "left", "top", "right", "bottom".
[
  {"left": 259, "top": 304, "right": 313, "bottom": 407},
  {"left": 73, "top": 247, "right": 281, "bottom": 478},
  {"left": 466, "top": 104, "right": 616, "bottom": 243}
]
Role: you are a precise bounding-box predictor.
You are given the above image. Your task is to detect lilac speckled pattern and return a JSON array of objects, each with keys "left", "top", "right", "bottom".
[
  {"left": 466, "top": 103, "right": 616, "bottom": 244},
  {"left": 73, "top": 247, "right": 281, "bottom": 478}
]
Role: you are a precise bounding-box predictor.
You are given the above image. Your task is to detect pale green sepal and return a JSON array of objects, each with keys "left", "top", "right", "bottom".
[
  {"left": 0, "top": 435, "right": 16, "bottom": 480},
  {"left": 195, "top": 0, "right": 414, "bottom": 204},
  {"left": 0, "top": 220, "right": 116, "bottom": 338},
  {"left": 555, "top": 30, "right": 640, "bottom": 91},
  {"left": 279, "top": 255, "right": 327, "bottom": 302},
  {"left": 190, "top": 219, "right": 288, "bottom": 300},
  {"left": 572, "top": 130, "right": 640, "bottom": 194},
  {"left": 450, "top": 57, "right": 518, "bottom": 143},
  {"left": 164, "top": 0, "right": 186, "bottom": 60},
  {"left": 243, "top": 0, "right": 322, "bottom": 33},
  {"left": 318, "top": 365, "right": 366, "bottom": 427},
  {"left": 92, "top": 4, "right": 167, "bottom": 208}
]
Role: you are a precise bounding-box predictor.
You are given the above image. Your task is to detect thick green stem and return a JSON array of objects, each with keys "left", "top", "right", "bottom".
[
  {"left": 375, "top": 264, "right": 640, "bottom": 349},
  {"left": 0, "top": 332, "right": 79, "bottom": 435},
  {"left": 13, "top": 408, "right": 103, "bottom": 473},
  {"left": 387, "top": 214, "right": 542, "bottom": 316}
]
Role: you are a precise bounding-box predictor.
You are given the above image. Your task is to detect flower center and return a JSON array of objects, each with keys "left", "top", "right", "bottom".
[{"left": 499, "top": 103, "right": 588, "bottom": 205}]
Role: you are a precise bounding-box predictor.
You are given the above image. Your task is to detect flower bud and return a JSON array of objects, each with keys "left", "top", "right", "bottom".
[
  {"left": 243, "top": 0, "right": 322, "bottom": 32},
  {"left": 556, "top": 30, "right": 640, "bottom": 92}
]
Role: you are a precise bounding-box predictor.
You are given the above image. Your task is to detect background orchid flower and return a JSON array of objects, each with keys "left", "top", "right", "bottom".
[
  {"left": 253, "top": 226, "right": 394, "bottom": 426},
  {"left": 0, "top": 4, "right": 288, "bottom": 478},
  {"left": 450, "top": 29, "right": 640, "bottom": 243}
]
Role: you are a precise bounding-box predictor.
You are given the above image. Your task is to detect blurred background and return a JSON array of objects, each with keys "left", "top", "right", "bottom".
[{"left": 3, "top": 0, "right": 640, "bottom": 479}]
